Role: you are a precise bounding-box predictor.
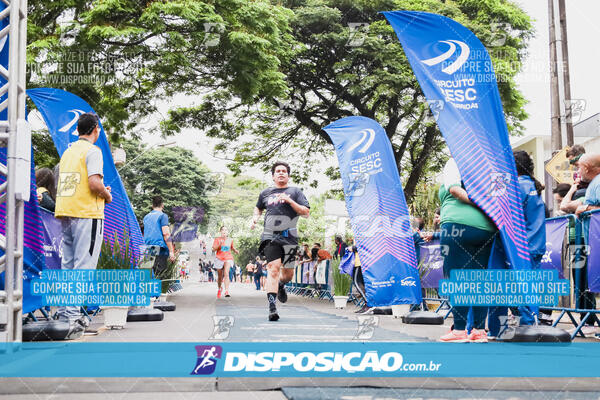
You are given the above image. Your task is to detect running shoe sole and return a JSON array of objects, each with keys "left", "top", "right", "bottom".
[
  {"left": 277, "top": 284, "right": 288, "bottom": 303},
  {"left": 269, "top": 311, "right": 280, "bottom": 321}
]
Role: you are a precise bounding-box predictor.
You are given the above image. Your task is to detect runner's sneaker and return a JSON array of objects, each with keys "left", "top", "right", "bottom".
[
  {"left": 468, "top": 329, "right": 488, "bottom": 343},
  {"left": 439, "top": 329, "right": 468, "bottom": 343},
  {"left": 358, "top": 307, "right": 375, "bottom": 315},
  {"left": 355, "top": 305, "right": 370, "bottom": 314},
  {"left": 76, "top": 315, "right": 90, "bottom": 328},
  {"left": 277, "top": 281, "right": 287, "bottom": 303},
  {"left": 84, "top": 327, "right": 99, "bottom": 336},
  {"left": 268, "top": 309, "right": 280, "bottom": 321},
  {"left": 225, "top": 291, "right": 231, "bottom": 298},
  {"left": 65, "top": 320, "right": 85, "bottom": 340},
  {"left": 217, "top": 288, "right": 222, "bottom": 299}
]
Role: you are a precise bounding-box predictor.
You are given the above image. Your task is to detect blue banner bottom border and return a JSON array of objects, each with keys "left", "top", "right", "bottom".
[{"left": 0, "top": 342, "right": 598, "bottom": 378}]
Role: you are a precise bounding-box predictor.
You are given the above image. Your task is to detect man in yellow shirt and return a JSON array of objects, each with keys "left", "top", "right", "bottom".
[{"left": 55, "top": 113, "right": 112, "bottom": 338}]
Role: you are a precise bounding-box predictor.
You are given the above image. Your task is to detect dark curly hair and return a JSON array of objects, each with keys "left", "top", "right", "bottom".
[
  {"left": 271, "top": 161, "right": 290, "bottom": 175},
  {"left": 35, "top": 167, "right": 56, "bottom": 201},
  {"left": 513, "top": 150, "right": 544, "bottom": 195}
]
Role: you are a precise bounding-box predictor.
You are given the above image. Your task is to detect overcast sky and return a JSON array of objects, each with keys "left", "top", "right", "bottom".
[{"left": 515, "top": 0, "right": 600, "bottom": 135}]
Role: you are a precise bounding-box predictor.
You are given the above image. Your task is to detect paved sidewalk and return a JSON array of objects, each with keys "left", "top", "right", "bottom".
[{"left": 5, "top": 274, "right": 600, "bottom": 398}]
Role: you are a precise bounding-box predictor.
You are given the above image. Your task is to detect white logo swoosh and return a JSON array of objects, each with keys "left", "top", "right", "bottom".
[
  {"left": 58, "top": 109, "right": 86, "bottom": 133},
  {"left": 348, "top": 128, "right": 376, "bottom": 154},
  {"left": 421, "top": 40, "right": 470, "bottom": 75}
]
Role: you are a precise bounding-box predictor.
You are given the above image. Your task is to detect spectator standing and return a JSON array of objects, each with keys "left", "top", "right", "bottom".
[
  {"left": 253, "top": 256, "right": 263, "bottom": 290},
  {"left": 143, "top": 196, "right": 176, "bottom": 277},
  {"left": 566, "top": 145, "right": 586, "bottom": 183},
  {"left": 489, "top": 151, "right": 547, "bottom": 335},
  {"left": 54, "top": 113, "right": 112, "bottom": 338},
  {"left": 438, "top": 158, "right": 497, "bottom": 343},
  {"left": 333, "top": 236, "right": 347, "bottom": 259},
  {"left": 36, "top": 167, "right": 57, "bottom": 212},
  {"left": 553, "top": 184, "right": 571, "bottom": 216}
]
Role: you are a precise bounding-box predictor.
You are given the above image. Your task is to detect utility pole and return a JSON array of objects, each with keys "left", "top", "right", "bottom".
[
  {"left": 548, "top": 0, "right": 562, "bottom": 153},
  {"left": 558, "top": 0, "right": 574, "bottom": 146}
]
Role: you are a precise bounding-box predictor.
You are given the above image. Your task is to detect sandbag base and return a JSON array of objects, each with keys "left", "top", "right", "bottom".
[
  {"left": 22, "top": 320, "right": 72, "bottom": 341},
  {"left": 127, "top": 308, "right": 164, "bottom": 322},
  {"left": 402, "top": 311, "right": 444, "bottom": 325},
  {"left": 498, "top": 325, "right": 571, "bottom": 343},
  {"left": 372, "top": 307, "right": 393, "bottom": 315},
  {"left": 153, "top": 301, "right": 176, "bottom": 312}
]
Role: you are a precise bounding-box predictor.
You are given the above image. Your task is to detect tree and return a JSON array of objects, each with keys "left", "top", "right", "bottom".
[
  {"left": 165, "top": 0, "right": 533, "bottom": 201},
  {"left": 32, "top": 131, "right": 60, "bottom": 170},
  {"left": 119, "top": 141, "right": 217, "bottom": 232},
  {"left": 27, "top": 0, "right": 293, "bottom": 142},
  {"left": 234, "top": 235, "right": 261, "bottom": 272},
  {"left": 208, "top": 174, "right": 264, "bottom": 237}
]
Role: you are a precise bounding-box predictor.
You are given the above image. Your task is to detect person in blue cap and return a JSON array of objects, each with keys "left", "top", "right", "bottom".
[{"left": 488, "top": 151, "right": 547, "bottom": 337}]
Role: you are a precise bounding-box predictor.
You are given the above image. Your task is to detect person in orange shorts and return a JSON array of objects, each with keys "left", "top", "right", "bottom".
[{"left": 212, "top": 226, "right": 239, "bottom": 298}]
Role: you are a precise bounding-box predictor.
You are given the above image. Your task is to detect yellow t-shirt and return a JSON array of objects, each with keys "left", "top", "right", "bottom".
[
  {"left": 354, "top": 252, "right": 361, "bottom": 267},
  {"left": 55, "top": 139, "right": 105, "bottom": 219}
]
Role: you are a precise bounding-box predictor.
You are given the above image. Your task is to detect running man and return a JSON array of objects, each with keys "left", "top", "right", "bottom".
[
  {"left": 193, "top": 346, "right": 218, "bottom": 374},
  {"left": 212, "top": 226, "right": 239, "bottom": 298},
  {"left": 250, "top": 161, "right": 310, "bottom": 321}
]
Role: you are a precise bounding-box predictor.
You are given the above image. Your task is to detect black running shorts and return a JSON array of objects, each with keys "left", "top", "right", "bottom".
[{"left": 259, "top": 240, "right": 297, "bottom": 268}]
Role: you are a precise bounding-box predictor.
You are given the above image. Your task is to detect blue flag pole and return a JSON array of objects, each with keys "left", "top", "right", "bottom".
[
  {"left": 324, "top": 116, "right": 421, "bottom": 307},
  {"left": 382, "top": 11, "right": 531, "bottom": 270}
]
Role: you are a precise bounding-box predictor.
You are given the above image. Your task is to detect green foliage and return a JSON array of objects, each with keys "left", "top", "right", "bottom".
[
  {"left": 331, "top": 258, "right": 352, "bottom": 296},
  {"left": 234, "top": 235, "right": 262, "bottom": 271},
  {"left": 27, "top": 0, "right": 293, "bottom": 141},
  {"left": 166, "top": 0, "right": 533, "bottom": 201},
  {"left": 32, "top": 131, "right": 60, "bottom": 170},
  {"left": 97, "top": 232, "right": 136, "bottom": 269},
  {"left": 208, "top": 174, "right": 263, "bottom": 236},
  {"left": 409, "top": 181, "right": 441, "bottom": 229},
  {"left": 298, "top": 194, "right": 328, "bottom": 245},
  {"left": 118, "top": 140, "right": 216, "bottom": 229},
  {"left": 155, "top": 257, "right": 180, "bottom": 294}
]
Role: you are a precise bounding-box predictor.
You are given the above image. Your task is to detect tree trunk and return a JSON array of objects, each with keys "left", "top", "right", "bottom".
[{"left": 403, "top": 126, "right": 438, "bottom": 202}]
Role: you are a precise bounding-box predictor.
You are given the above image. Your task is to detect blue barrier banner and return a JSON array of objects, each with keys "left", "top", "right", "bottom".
[
  {"left": 0, "top": 149, "right": 46, "bottom": 314},
  {"left": 1, "top": 342, "right": 600, "bottom": 377},
  {"left": 383, "top": 11, "right": 531, "bottom": 271},
  {"left": 541, "top": 217, "right": 569, "bottom": 279},
  {"left": 39, "top": 208, "right": 63, "bottom": 270},
  {"left": 324, "top": 116, "right": 421, "bottom": 307},
  {"left": 0, "top": 1, "right": 7, "bottom": 121},
  {"left": 419, "top": 239, "right": 445, "bottom": 289},
  {"left": 339, "top": 247, "right": 355, "bottom": 275},
  {"left": 587, "top": 212, "right": 600, "bottom": 292},
  {"left": 27, "top": 88, "right": 143, "bottom": 264}
]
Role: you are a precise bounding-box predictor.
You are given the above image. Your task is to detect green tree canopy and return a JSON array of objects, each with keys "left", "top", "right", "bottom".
[
  {"left": 165, "top": 0, "right": 533, "bottom": 200},
  {"left": 27, "top": 0, "right": 293, "bottom": 141},
  {"left": 119, "top": 141, "right": 217, "bottom": 230}
]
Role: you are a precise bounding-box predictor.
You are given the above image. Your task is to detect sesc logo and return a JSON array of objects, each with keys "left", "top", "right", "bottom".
[
  {"left": 347, "top": 129, "right": 376, "bottom": 154},
  {"left": 400, "top": 277, "right": 417, "bottom": 287},
  {"left": 421, "top": 40, "right": 470, "bottom": 75},
  {"left": 59, "top": 109, "right": 87, "bottom": 139},
  {"left": 191, "top": 345, "right": 223, "bottom": 375}
]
